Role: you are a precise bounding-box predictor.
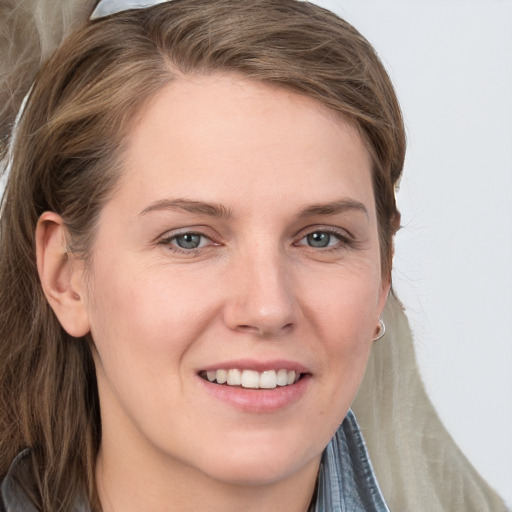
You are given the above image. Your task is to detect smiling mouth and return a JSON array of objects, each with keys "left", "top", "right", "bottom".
[{"left": 199, "top": 369, "right": 303, "bottom": 389}]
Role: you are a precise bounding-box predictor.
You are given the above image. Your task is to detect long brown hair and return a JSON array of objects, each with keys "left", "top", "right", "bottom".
[{"left": 0, "top": 1, "right": 405, "bottom": 510}]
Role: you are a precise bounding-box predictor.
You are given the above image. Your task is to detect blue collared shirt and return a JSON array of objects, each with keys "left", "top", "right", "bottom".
[
  {"left": 1, "top": 410, "right": 389, "bottom": 511},
  {"left": 314, "top": 410, "right": 390, "bottom": 511}
]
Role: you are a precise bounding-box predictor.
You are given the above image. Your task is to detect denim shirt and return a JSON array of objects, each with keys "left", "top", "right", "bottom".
[
  {"left": 314, "top": 410, "right": 390, "bottom": 511},
  {"left": 1, "top": 410, "right": 389, "bottom": 512}
]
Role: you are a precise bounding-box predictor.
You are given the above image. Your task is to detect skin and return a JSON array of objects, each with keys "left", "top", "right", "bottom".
[{"left": 37, "top": 74, "right": 390, "bottom": 512}]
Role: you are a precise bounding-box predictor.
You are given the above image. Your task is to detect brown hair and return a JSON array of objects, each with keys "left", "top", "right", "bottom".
[{"left": 0, "top": 1, "right": 405, "bottom": 510}]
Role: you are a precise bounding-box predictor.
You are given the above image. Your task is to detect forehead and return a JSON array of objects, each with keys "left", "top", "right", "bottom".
[{"left": 115, "top": 73, "right": 375, "bottom": 218}]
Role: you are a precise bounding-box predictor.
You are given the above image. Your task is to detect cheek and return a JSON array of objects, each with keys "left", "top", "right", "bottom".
[
  {"left": 84, "top": 263, "right": 208, "bottom": 437},
  {"left": 85, "top": 261, "right": 173, "bottom": 382},
  {"left": 302, "top": 260, "right": 382, "bottom": 338},
  {"left": 301, "top": 265, "right": 380, "bottom": 404},
  {"left": 85, "top": 258, "right": 219, "bottom": 375}
]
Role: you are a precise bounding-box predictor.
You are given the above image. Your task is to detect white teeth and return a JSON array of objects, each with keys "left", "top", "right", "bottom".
[
  {"left": 241, "top": 370, "right": 260, "bottom": 388},
  {"left": 204, "top": 368, "right": 302, "bottom": 389},
  {"left": 259, "top": 370, "right": 277, "bottom": 389},
  {"left": 276, "top": 369, "right": 288, "bottom": 386},
  {"left": 227, "top": 369, "right": 242, "bottom": 386}
]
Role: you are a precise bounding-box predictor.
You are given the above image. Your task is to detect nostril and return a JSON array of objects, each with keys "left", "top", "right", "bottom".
[
  {"left": 237, "top": 324, "right": 255, "bottom": 332},
  {"left": 235, "top": 322, "right": 294, "bottom": 337}
]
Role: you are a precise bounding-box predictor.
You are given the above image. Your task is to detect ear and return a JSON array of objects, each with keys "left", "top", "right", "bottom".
[{"left": 36, "top": 212, "right": 90, "bottom": 337}]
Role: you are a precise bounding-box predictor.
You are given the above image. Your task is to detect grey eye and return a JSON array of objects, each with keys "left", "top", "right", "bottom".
[
  {"left": 174, "top": 233, "right": 202, "bottom": 249},
  {"left": 306, "top": 232, "right": 335, "bottom": 248}
]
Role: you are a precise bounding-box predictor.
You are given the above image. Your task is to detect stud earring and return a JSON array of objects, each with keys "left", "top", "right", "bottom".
[{"left": 373, "top": 319, "right": 386, "bottom": 342}]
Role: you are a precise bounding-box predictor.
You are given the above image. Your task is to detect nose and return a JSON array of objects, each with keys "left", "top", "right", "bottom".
[{"left": 222, "top": 248, "right": 298, "bottom": 338}]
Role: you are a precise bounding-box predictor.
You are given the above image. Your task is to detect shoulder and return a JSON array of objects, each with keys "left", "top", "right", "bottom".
[
  {"left": 1, "top": 450, "right": 90, "bottom": 512},
  {"left": 0, "top": 450, "right": 38, "bottom": 512},
  {"left": 317, "top": 410, "right": 390, "bottom": 512},
  {"left": 0, "top": 487, "right": 6, "bottom": 512}
]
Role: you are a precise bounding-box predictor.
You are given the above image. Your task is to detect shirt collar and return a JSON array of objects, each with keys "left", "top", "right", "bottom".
[{"left": 314, "top": 409, "right": 390, "bottom": 512}]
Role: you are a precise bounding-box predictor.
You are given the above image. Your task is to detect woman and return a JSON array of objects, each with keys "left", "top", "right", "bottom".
[{"left": 0, "top": 1, "right": 508, "bottom": 511}]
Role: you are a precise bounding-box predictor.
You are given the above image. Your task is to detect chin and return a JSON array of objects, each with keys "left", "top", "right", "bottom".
[
  {"left": 200, "top": 454, "right": 311, "bottom": 487},
  {"left": 187, "top": 430, "right": 323, "bottom": 487}
]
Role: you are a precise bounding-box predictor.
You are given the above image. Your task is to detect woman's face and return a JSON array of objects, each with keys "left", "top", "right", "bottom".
[{"left": 79, "top": 74, "right": 389, "bottom": 486}]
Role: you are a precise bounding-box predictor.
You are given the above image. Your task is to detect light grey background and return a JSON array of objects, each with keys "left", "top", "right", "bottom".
[{"left": 315, "top": 0, "right": 512, "bottom": 505}]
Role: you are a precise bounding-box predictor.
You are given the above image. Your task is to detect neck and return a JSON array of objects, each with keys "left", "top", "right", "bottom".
[{"left": 95, "top": 443, "right": 320, "bottom": 512}]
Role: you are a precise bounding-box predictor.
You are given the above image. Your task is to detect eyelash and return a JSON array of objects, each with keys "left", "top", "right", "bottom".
[
  {"left": 158, "top": 231, "right": 218, "bottom": 255},
  {"left": 157, "top": 227, "right": 354, "bottom": 255},
  {"left": 294, "top": 227, "right": 353, "bottom": 251}
]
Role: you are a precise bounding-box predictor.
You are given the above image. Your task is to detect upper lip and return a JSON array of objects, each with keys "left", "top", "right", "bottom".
[{"left": 198, "top": 359, "right": 310, "bottom": 374}]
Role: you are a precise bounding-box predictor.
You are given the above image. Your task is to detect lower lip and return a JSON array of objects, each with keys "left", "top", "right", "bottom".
[{"left": 198, "top": 375, "right": 311, "bottom": 413}]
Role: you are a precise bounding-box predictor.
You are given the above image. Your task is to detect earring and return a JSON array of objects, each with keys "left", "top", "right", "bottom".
[{"left": 373, "top": 319, "right": 386, "bottom": 342}]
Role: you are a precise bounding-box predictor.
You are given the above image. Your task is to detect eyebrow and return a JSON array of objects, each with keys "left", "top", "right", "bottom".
[
  {"left": 140, "top": 198, "right": 232, "bottom": 218},
  {"left": 298, "top": 199, "right": 369, "bottom": 219},
  {"left": 140, "top": 197, "right": 368, "bottom": 220}
]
